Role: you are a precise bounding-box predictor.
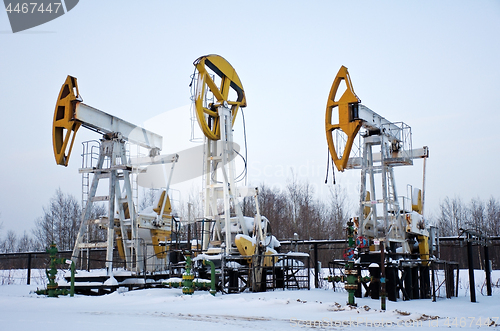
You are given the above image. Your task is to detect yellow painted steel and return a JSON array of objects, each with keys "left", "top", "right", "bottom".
[
  {"left": 235, "top": 235, "right": 256, "bottom": 258},
  {"left": 235, "top": 236, "right": 276, "bottom": 266},
  {"left": 151, "top": 229, "right": 171, "bottom": 259},
  {"left": 153, "top": 190, "right": 172, "bottom": 217},
  {"left": 412, "top": 189, "right": 423, "bottom": 215},
  {"left": 325, "top": 66, "right": 363, "bottom": 172},
  {"left": 193, "top": 54, "right": 246, "bottom": 140},
  {"left": 363, "top": 191, "right": 371, "bottom": 218},
  {"left": 52, "top": 75, "right": 82, "bottom": 166},
  {"left": 115, "top": 228, "right": 130, "bottom": 261},
  {"left": 417, "top": 235, "right": 430, "bottom": 266},
  {"left": 263, "top": 250, "right": 277, "bottom": 267}
]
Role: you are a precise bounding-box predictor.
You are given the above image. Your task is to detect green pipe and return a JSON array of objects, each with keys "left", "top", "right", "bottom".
[
  {"left": 202, "top": 259, "right": 216, "bottom": 296},
  {"left": 182, "top": 253, "right": 194, "bottom": 295},
  {"left": 163, "top": 254, "right": 217, "bottom": 296}
]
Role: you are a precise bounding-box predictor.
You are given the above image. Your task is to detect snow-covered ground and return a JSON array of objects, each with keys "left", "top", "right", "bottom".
[{"left": 0, "top": 269, "right": 499, "bottom": 330}]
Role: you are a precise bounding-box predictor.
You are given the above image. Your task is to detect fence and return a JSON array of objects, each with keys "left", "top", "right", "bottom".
[{"left": 1, "top": 238, "right": 499, "bottom": 286}]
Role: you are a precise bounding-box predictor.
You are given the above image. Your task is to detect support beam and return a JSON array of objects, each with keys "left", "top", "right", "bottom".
[
  {"left": 484, "top": 245, "right": 492, "bottom": 296},
  {"left": 467, "top": 239, "right": 476, "bottom": 302},
  {"left": 314, "top": 243, "right": 319, "bottom": 289}
]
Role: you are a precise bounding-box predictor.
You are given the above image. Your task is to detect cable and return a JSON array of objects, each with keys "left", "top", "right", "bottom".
[
  {"left": 324, "top": 148, "right": 336, "bottom": 185},
  {"left": 325, "top": 148, "right": 330, "bottom": 184},
  {"left": 208, "top": 107, "right": 249, "bottom": 184},
  {"left": 234, "top": 149, "right": 247, "bottom": 182},
  {"left": 240, "top": 108, "right": 248, "bottom": 186}
]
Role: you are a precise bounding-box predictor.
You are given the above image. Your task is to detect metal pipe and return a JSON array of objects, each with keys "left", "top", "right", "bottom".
[
  {"left": 421, "top": 156, "right": 427, "bottom": 216},
  {"left": 203, "top": 259, "right": 217, "bottom": 296},
  {"left": 70, "top": 260, "right": 75, "bottom": 297},
  {"left": 380, "top": 244, "right": 386, "bottom": 310}
]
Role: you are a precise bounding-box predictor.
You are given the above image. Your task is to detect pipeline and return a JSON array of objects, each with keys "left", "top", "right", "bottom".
[{"left": 163, "top": 252, "right": 216, "bottom": 296}]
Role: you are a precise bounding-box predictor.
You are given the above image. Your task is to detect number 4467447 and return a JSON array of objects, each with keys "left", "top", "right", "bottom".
[
  {"left": 443, "top": 317, "right": 499, "bottom": 328},
  {"left": 5, "top": 2, "right": 62, "bottom": 14}
]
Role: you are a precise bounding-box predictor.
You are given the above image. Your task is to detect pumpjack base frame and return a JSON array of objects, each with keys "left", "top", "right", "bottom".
[
  {"left": 61, "top": 269, "right": 184, "bottom": 296},
  {"left": 328, "top": 253, "right": 438, "bottom": 302}
]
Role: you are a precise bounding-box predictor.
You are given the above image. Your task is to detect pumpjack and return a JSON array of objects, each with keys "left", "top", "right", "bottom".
[
  {"left": 326, "top": 65, "right": 430, "bottom": 255},
  {"left": 190, "top": 55, "right": 282, "bottom": 292},
  {"left": 325, "top": 66, "right": 434, "bottom": 303},
  {"left": 52, "top": 76, "right": 178, "bottom": 277}
]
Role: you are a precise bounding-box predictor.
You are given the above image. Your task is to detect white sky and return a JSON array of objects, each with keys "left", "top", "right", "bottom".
[{"left": 1, "top": 1, "right": 499, "bottom": 235}]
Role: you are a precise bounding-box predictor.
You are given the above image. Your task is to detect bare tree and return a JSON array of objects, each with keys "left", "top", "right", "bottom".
[
  {"left": 486, "top": 197, "right": 500, "bottom": 237},
  {"left": 241, "top": 178, "right": 351, "bottom": 242},
  {"left": 468, "top": 197, "right": 486, "bottom": 233},
  {"left": 327, "top": 184, "right": 350, "bottom": 239},
  {"left": 436, "top": 196, "right": 467, "bottom": 236},
  {"left": 87, "top": 203, "right": 107, "bottom": 243},
  {"left": 17, "top": 231, "right": 35, "bottom": 252},
  {"left": 2, "top": 230, "right": 17, "bottom": 253},
  {"left": 286, "top": 173, "right": 317, "bottom": 238},
  {"left": 139, "top": 188, "right": 158, "bottom": 212},
  {"left": 32, "top": 190, "right": 108, "bottom": 251},
  {"left": 242, "top": 184, "right": 291, "bottom": 240},
  {"left": 32, "top": 189, "right": 80, "bottom": 251}
]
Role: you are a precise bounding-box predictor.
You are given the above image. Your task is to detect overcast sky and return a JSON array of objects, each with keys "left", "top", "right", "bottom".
[{"left": 1, "top": 1, "right": 499, "bottom": 236}]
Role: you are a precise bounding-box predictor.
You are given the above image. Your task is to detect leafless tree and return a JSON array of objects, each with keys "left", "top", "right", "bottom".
[
  {"left": 139, "top": 188, "right": 158, "bottom": 213},
  {"left": 32, "top": 189, "right": 104, "bottom": 251},
  {"left": 87, "top": 203, "right": 107, "bottom": 243},
  {"left": 286, "top": 173, "right": 316, "bottom": 238},
  {"left": 2, "top": 230, "right": 17, "bottom": 253},
  {"left": 467, "top": 198, "right": 486, "bottom": 233},
  {"left": 326, "top": 184, "right": 350, "bottom": 239},
  {"left": 436, "top": 196, "right": 467, "bottom": 236},
  {"left": 32, "top": 189, "right": 80, "bottom": 250},
  {"left": 17, "top": 231, "right": 35, "bottom": 252},
  {"left": 434, "top": 196, "right": 500, "bottom": 237},
  {"left": 486, "top": 197, "right": 500, "bottom": 237},
  {"left": 242, "top": 184, "right": 291, "bottom": 240},
  {"left": 241, "top": 177, "right": 351, "bottom": 241}
]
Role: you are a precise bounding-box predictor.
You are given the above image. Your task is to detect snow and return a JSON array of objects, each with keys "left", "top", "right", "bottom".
[
  {"left": 285, "top": 251, "right": 310, "bottom": 257},
  {"left": 226, "top": 261, "right": 242, "bottom": 269},
  {"left": 103, "top": 276, "right": 118, "bottom": 286},
  {"left": 235, "top": 233, "right": 256, "bottom": 245},
  {"left": 0, "top": 270, "right": 499, "bottom": 330},
  {"left": 192, "top": 253, "right": 222, "bottom": 262}
]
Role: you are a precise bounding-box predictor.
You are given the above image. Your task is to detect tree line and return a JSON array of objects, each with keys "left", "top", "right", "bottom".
[
  {"left": 0, "top": 185, "right": 499, "bottom": 254},
  {"left": 240, "top": 179, "right": 350, "bottom": 241},
  {"left": 433, "top": 196, "right": 500, "bottom": 237},
  {"left": 0, "top": 189, "right": 106, "bottom": 253}
]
